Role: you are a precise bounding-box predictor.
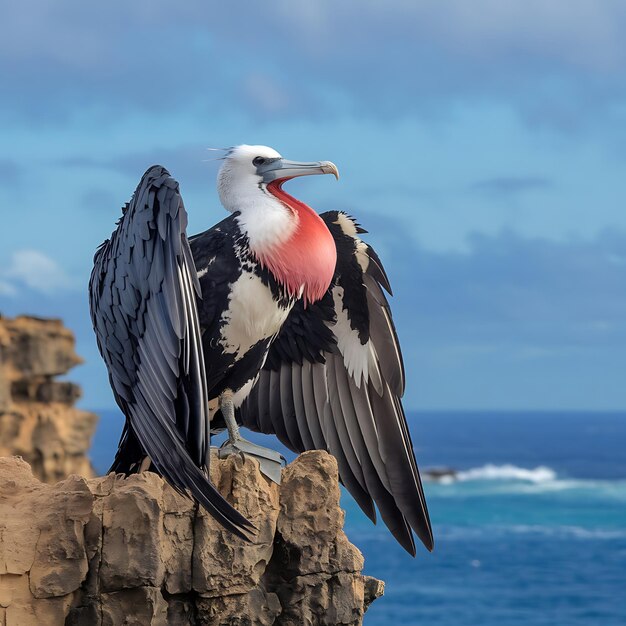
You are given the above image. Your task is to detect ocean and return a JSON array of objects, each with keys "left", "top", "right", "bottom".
[{"left": 90, "top": 411, "right": 626, "bottom": 625}]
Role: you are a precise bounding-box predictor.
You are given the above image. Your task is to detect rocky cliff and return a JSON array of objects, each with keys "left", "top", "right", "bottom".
[
  {"left": 0, "top": 450, "right": 383, "bottom": 626},
  {"left": 0, "top": 315, "right": 98, "bottom": 482}
]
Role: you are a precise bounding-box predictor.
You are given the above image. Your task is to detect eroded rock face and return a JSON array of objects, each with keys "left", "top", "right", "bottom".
[
  {"left": 0, "top": 452, "right": 383, "bottom": 625},
  {"left": 0, "top": 315, "right": 98, "bottom": 482}
]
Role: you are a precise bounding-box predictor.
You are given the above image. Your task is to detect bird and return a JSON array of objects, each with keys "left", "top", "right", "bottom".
[{"left": 89, "top": 144, "right": 433, "bottom": 554}]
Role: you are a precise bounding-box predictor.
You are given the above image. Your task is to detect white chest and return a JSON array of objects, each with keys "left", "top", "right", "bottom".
[{"left": 219, "top": 271, "right": 291, "bottom": 356}]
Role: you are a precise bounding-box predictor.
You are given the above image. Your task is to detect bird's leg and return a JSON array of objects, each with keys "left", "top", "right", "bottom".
[
  {"left": 220, "top": 389, "right": 242, "bottom": 442},
  {"left": 204, "top": 398, "right": 219, "bottom": 472},
  {"left": 218, "top": 389, "right": 284, "bottom": 484}
]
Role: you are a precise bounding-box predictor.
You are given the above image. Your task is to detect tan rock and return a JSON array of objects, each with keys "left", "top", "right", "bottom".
[
  {"left": 266, "top": 451, "right": 370, "bottom": 626},
  {"left": 100, "top": 587, "right": 169, "bottom": 626},
  {"left": 161, "top": 482, "right": 196, "bottom": 595},
  {"left": 193, "top": 453, "right": 280, "bottom": 598},
  {"left": 0, "top": 452, "right": 383, "bottom": 625},
  {"left": 196, "top": 588, "right": 282, "bottom": 626},
  {"left": 0, "top": 316, "right": 98, "bottom": 483},
  {"left": 0, "top": 316, "right": 81, "bottom": 378},
  {"left": 100, "top": 473, "right": 167, "bottom": 591}
]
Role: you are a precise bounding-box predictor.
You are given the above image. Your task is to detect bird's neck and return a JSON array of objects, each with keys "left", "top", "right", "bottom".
[{"left": 237, "top": 182, "right": 336, "bottom": 305}]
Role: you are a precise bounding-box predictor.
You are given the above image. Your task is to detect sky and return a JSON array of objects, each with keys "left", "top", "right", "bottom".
[{"left": 0, "top": 1, "right": 625, "bottom": 411}]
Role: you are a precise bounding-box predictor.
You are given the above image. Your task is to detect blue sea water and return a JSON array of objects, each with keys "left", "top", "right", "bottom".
[{"left": 90, "top": 411, "right": 626, "bottom": 625}]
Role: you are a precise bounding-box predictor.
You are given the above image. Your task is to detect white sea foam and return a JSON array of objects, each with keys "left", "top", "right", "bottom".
[
  {"left": 507, "top": 525, "right": 626, "bottom": 539},
  {"left": 434, "top": 525, "right": 626, "bottom": 541},
  {"left": 454, "top": 464, "right": 558, "bottom": 483},
  {"left": 427, "top": 464, "right": 626, "bottom": 500}
]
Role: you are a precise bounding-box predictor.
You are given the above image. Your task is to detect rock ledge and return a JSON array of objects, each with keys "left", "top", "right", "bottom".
[{"left": 0, "top": 450, "right": 383, "bottom": 625}]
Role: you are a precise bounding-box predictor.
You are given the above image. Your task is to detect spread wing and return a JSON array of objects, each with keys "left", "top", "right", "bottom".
[
  {"left": 239, "top": 211, "right": 433, "bottom": 555},
  {"left": 89, "top": 166, "right": 254, "bottom": 541}
]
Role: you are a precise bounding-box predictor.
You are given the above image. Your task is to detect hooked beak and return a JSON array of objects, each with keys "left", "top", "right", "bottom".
[{"left": 258, "top": 158, "right": 339, "bottom": 184}]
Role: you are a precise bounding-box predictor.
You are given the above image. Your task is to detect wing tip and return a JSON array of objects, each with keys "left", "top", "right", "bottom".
[
  {"left": 402, "top": 519, "right": 434, "bottom": 556},
  {"left": 419, "top": 529, "right": 435, "bottom": 553}
]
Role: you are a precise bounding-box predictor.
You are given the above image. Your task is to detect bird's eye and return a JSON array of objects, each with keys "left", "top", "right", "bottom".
[{"left": 253, "top": 157, "right": 266, "bottom": 166}]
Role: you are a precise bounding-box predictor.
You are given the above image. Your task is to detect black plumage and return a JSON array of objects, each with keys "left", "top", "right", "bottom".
[{"left": 89, "top": 166, "right": 254, "bottom": 540}]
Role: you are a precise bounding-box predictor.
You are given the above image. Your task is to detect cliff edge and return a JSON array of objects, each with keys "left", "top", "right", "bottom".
[
  {"left": 0, "top": 450, "right": 384, "bottom": 626},
  {"left": 0, "top": 315, "right": 98, "bottom": 483}
]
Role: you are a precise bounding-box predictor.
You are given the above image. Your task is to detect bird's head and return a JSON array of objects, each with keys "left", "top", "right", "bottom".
[
  {"left": 216, "top": 144, "right": 339, "bottom": 304},
  {"left": 217, "top": 144, "right": 338, "bottom": 213}
]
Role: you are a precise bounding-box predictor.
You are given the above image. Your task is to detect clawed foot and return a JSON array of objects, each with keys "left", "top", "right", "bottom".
[{"left": 218, "top": 438, "right": 285, "bottom": 484}]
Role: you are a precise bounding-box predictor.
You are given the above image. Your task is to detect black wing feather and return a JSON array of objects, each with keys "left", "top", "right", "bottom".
[
  {"left": 239, "top": 210, "right": 433, "bottom": 553},
  {"left": 89, "top": 166, "right": 254, "bottom": 541}
]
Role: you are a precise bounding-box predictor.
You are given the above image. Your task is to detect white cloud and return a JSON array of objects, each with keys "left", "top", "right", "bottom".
[{"left": 1, "top": 249, "right": 75, "bottom": 295}]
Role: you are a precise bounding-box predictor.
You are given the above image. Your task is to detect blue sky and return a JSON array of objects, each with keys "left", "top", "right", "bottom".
[{"left": 0, "top": 1, "right": 624, "bottom": 410}]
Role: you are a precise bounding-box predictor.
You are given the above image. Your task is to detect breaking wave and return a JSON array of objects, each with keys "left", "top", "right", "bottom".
[
  {"left": 426, "top": 464, "right": 626, "bottom": 500},
  {"left": 454, "top": 464, "right": 557, "bottom": 483}
]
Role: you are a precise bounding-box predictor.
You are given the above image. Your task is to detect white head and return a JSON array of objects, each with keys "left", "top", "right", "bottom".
[
  {"left": 216, "top": 144, "right": 339, "bottom": 251},
  {"left": 217, "top": 144, "right": 338, "bottom": 212},
  {"left": 217, "top": 145, "right": 283, "bottom": 213}
]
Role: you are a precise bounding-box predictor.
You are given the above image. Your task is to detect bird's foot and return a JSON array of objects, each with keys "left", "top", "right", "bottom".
[
  {"left": 138, "top": 456, "right": 152, "bottom": 473},
  {"left": 218, "top": 437, "right": 285, "bottom": 484}
]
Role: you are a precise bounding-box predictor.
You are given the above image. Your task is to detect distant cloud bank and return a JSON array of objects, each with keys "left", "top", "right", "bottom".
[{"left": 1, "top": 250, "right": 76, "bottom": 296}]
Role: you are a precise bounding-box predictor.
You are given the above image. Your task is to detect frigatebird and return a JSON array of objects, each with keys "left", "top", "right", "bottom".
[{"left": 89, "top": 145, "right": 433, "bottom": 554}]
